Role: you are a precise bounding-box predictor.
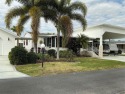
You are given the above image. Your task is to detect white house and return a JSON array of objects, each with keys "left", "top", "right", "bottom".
[
  {"left": 0, "top": 28, "right": 17, "bottom": 56},
  {"left": 19, "top": 32, "right": 67, "bottom": 52},
  {"left": 72, "top": 24, "right": 125, "bottom": 58},
  {"left": 17, "top": 24, "right": 125, "bottom": 58}
]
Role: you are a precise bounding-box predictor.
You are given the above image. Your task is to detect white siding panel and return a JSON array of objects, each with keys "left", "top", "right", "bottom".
[
  {"left": 0, "top": 39, "right": 2, "bottom": 55},
  {"left": 3, "top": 41, "right": 13, "bottom": 55}
]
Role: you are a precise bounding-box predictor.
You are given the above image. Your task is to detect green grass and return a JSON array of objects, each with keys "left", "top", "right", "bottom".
[{"left": 16, "top": 57, "right": 125, "bottom": 76}]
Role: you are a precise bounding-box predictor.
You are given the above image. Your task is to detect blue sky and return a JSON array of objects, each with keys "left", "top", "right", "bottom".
[{"left": 0, "top": 0, "right": 125, "bottom": 35}]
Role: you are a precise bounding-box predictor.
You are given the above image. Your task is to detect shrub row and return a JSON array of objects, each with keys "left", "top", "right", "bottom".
[{"left": 9, "top": 47, "right": 75, "bottom": 65}]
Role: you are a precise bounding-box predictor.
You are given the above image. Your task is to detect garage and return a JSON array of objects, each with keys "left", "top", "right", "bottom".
[
  {"left": 0, "top": 28, "right": 17, "bottom": 56},
  {"left": 0, "top": 39, "right": 2, "bottom": 55}
]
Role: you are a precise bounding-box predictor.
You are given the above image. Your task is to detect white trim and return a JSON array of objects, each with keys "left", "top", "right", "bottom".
[
  {"left": 0, "top": 28, "right": 17, "bottom": 37},
  {"left": 0, "top": 39, "right": 3, "bottom": 55}
]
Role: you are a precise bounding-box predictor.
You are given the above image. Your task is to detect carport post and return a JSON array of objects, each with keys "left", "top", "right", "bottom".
[{"left": 99, "top": 36, "right": 103, "bottom": 58}]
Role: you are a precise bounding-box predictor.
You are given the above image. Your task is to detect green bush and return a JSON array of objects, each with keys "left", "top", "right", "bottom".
[
  {"left": 27, "top": 52, "right": 37, "bottom": 64},
  {"left": 47, "top": 49, "right": 56, "bottom": 57},
  {"left": 37, "top": 53, "right": 54, "bottom": 62},
  {"left": 59, "top": 50, "right": 75, "bottom": 61},
  {"left": 9, "top": 46, "right": 28, "bottom": 65}
]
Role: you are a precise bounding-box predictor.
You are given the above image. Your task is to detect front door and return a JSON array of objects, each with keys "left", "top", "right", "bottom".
[{"left": 0, "top": 39, "right": 2, "bottom": 55}]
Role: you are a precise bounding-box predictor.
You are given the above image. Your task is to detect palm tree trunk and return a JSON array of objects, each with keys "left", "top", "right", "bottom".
[
  {"left": 56, "top": 25, "right": 60, "bottom": 60},
  {"left": 34, "top": 43, "right": 37, "bottom": 53}
]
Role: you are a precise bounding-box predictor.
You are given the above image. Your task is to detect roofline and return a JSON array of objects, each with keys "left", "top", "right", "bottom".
[
  {"left": 0, "top": 28, "right": 18, "bottom": 37},
  {"left": 75, "top": 24, "right": 125, "bottom": 31}
]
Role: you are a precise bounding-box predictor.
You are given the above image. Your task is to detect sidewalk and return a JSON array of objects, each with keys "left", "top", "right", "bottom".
[{"left": 0, "top": 56, "right": 29, "bottom": 79}]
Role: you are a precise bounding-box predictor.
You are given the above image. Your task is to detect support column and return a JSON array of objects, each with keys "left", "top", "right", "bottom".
[
  {"left": 55, "top": 37, "right": 57, "bottom": 47},
  {"left": 17, "top": 39, "right": 19, "bottom": 46},
  {"left": 92, "top": 40, "right": 94, "bottom": 51},
  {"left": 99, "top": 36, "right": 103, "bottom": 58}
]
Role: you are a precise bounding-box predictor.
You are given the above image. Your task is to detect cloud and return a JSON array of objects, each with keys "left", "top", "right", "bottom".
[{"left": 0, "top": 0, "right": 125, "bottom": 35}]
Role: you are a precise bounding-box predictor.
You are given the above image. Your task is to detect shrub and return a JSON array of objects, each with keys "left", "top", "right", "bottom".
[
  {"left": 67, "top": 38, "right": 81, "bottom": 55},
  {"left": 59, "top": 50, "right": 75, "bottom": 61},
  {"left": 47, "top": 49, "right": 56, "bottom": 57},
  {"left": 37, "top": 53, "right": 54, "bottom": 62},
  {"left": 9, "top": 46, "right": 28, "bottom": 65},
  {"left": 27, "top": 52, "right": 37, "bottom": 64}
]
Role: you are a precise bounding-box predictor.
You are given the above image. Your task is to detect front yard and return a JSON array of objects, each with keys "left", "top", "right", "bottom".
[{"left": 16, "top": 57, "right": 125, "bottom": 76}]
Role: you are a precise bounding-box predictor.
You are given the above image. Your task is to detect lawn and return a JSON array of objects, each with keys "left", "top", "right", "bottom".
[{"left": 16, "top": 57, "right": 125, "bottom": 76}]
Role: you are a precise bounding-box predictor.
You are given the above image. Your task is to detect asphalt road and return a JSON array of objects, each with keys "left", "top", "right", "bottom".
[{"left": 0, "top": 69, "right": 125, "bottom": 94}]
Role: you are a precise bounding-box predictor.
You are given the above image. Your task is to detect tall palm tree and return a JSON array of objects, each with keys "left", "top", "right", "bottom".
[
  {"left": 5, "top": 0, "right": 49, "bottom": 53},
  {"left": 42, "top": 0, "right": 87, "bottom": 60}
]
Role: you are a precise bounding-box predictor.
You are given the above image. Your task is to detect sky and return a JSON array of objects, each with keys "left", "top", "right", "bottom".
[{"left": 0, "top": 0, "right": 125, "bottom": 35}]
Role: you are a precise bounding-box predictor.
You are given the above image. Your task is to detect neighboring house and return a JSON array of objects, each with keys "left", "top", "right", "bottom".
[
  {"left": 0, "top": 28, "right": 17, "bottom": 56},
  {"left": 18, "top": 24, "right": 125, "bottom": 58},
  {"left": 72, "top": 24, "right": 125, "bottom": 57},
  {"left": 19, "top": 32, "right": 67, "bottom": 53}
]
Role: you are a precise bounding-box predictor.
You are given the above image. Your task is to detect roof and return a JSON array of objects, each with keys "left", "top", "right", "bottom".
[
  {"left": 72, "top": 24, "right": 125, "bottom": 39},
  {"left": 0, "top": 28, "right": 18, "bottom": 37}
]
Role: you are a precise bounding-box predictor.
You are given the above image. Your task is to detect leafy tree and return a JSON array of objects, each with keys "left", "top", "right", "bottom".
[{"left": 43, "top": 0, "right": 87, "bottom": 59}]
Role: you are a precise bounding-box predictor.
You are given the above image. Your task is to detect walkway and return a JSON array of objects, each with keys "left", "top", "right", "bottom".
[
  {"left": 103, "top": 56, "right": 125, "bottom": 62},
  {"left": 0, "top": 69, "right": 125, "bottom": 94},
  {"left": 0, "top": 56, "right": 29, "bottom": 79}
]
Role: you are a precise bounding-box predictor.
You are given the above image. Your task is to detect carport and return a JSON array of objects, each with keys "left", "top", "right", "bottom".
[{"left": 73, "top": 24, "right": 125, "bottom": 58}]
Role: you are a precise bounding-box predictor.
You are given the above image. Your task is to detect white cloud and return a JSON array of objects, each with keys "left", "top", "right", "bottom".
[{"left": 0, "top": 0, "right": 125, "bottom": 35}]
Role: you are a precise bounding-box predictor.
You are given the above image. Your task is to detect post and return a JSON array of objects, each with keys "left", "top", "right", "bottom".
[
  {"left": 41, "top": 48, "right": 45, "bottom": 67},
  {"left": 55, "top": 37, "right": 57, "bottom": 47},
  {"left": 41, "top": 43, "right": 45, "bottom": 68},
  {"left": 99, "top": 36, "right": 103, "bottom": 58}
]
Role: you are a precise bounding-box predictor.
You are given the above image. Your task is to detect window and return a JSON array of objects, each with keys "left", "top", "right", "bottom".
[
  {"left": 47, "top": 38, "right": 51, "bottom": 47},
  {"left": 24, "top": 40, "right": 25, "bottom": 45},
  {"left": 52, "top": 37, "right": 55, "bottom": 47},
  {"left": 26, "top": 40, "right": 28, "bottom": 45}
]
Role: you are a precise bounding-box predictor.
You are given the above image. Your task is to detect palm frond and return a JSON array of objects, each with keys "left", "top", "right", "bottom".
[
  {"left": 69, "top": 2, "right": 87, "bottom": 17},
  {"left": 6, "top": 0, "right": 13, "bottom": 5},
  {"left": 18, "top": 15, "right": 30, "bottom": 26},
  {"left": 77, "top": 34, "right": 89, "bottom": 48},
  {"left": 15, "top": 25, "right": 24, "bottom": 36},
  {"left": 60, "top": 15, "right": 73, "bottom": 47},
  {"left": 14, "top": 15, "right": 30, "bottom": 36},
  {"left": 5, "top": 7, "right": 28, "bottom": 28},
  {"left": 6, "top": 0, "right": 31, "bottom": 6},
  {"left": 70, "top": 13, "right": 87, "bottom": 31}
]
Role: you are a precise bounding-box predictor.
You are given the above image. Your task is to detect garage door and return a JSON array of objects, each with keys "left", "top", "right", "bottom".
[
  {"left": 3, "top": 41, "right": 12, "bottom": 55},
  {"left": 0, "top": 39, "right": 2, "bottom": 55}
]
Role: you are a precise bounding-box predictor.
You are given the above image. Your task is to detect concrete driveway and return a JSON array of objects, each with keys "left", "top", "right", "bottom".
[
  {"left": 0, "top": 56, "right": 29, "bottom": 79},
  {"left": 103, "top": 56, "right": 125, "bottom": 62},
  {"left": 0, "top": 68, "right": 125, "bottom": 94}
]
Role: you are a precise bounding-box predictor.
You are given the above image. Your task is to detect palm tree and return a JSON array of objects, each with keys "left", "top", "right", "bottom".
[
  {"left": 42, "top": 0, "right": 87, "bottom": 60},
  {"left": 5, "top": 0, "right": 49, "bottom": 53},
  {"left": 77, "top": 34, "right": 89, "bottom": 49}
]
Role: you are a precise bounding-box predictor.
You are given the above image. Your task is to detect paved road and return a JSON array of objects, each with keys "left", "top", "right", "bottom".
[{"left": 0, "top": 69, "right": 125, "bottom": 94}]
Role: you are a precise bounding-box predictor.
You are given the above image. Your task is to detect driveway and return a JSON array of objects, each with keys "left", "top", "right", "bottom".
[
  {"left": 103, "top": 56, "right": 125, "bottom": 62},
  {"left": 0, "top": 56, "right": 29, "bottom": 79},
  {"left": 0, "top": 68, "right": 125, "bottom": 94}
]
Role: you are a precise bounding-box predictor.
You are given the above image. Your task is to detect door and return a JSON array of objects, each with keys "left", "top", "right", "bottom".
[
  {"left": 3, "top": 41, "right": 12, "bottom": 55},
  {"left": 0, "top": 39, "right": 2, "bottom": 55}
]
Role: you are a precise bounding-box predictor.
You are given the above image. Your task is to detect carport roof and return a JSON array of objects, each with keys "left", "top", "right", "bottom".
[{"left": 72, "top": 24, "right": 125, "bottom": 39}]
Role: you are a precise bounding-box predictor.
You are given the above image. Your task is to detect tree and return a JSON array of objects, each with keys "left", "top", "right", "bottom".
[
  {"left": 5, "top": 0, "right": 49, "bottom": 53},
  {"left": 77, "top": 34, "right": 89, "bottom": 49},
  {"left": 43, "top": 0, "right": 87, "bottom": 60}
]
